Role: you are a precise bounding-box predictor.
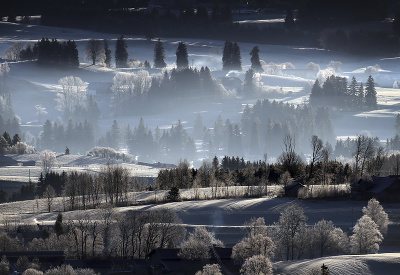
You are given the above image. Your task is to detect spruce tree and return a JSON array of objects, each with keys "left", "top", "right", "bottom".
[
  {"left": 176, "top": 41, "right": 189, "bottom": 69},
  {"left": 115, "top": 36, "right": 128, "bottom": 68},
  {"left": 104, "top": 39, "right": 112, "bottom": 68},
  {"left": 309, "top": 79, "right": 323, "bottom": 105},
  {"left": 365, "top": 75, "right": 377, "bottom": 109},
  {"left": 232, "top": 42, "right": 242, "bottom": 71},
  {"left": 154, "top": 39, "right": 166, "bottom": 68},
  {"left": 222, "top": 41, "right": 233, "bottom": 70},
  {"left": 54, "top": 212, "right": 64, "bottom": 236},
  {"left": 348, "top": 76, "right": 358, "bottom": 109},
  {"left": 250, "top": 46, "right": 263, "bottom": 72}
]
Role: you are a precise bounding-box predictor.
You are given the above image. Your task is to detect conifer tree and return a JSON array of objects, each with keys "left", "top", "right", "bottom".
[
  {"left": 250, "top": 46, "right": 263, "bottom": 72},
  {"left": 176, "top": 41, "right": 189, "bottom": 69},
  {"left": 365, "top": 75, "right": 377, "bottom": 109},
  {"left": 232, "top": 42, "right": 242, "bottom": 71},
  {"left": 348, "top": 76, "right": 358, "bottom": 109},
  {"left": 310, "top": 79, "right": 323, "bottom": 105},
  {"left": 104, "top": 39, "right": 112, "bottom": 68},
  {"left": 222, "top": 41, "right": 233, "bottom": 70},
  {"left": 153, "top": 38, "right": 166, "bottom": 68},
  {"left": 115, "top": 36, "right": 128, "bottom": 68}
]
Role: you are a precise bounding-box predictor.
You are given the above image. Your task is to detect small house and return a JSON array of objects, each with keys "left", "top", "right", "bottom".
[
  {"left": 285, "top": 182, "right": 307, "bottom": 197},
  {"left": 148, "top": 247, "right": 239, "bottom": 275},
  {"left": 352, "top": 175, "right": 400, "bottom": 202}
]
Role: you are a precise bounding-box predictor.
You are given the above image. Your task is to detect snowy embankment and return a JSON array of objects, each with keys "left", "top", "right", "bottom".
[{"left": 274, "top": 253, "right": 400, "bottom": 275}]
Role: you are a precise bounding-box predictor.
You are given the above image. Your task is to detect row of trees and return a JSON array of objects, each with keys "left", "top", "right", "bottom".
[{"left": 310, "top": 75, "right": 377, "bottom": 110}]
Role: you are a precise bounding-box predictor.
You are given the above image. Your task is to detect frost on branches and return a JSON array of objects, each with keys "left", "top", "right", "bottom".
[{"left": 350, "top": 215, "right": 383, "bottom": 254}]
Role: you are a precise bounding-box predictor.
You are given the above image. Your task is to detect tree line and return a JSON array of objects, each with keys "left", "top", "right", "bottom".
[{"left": 310, "top": 75, "right": 377, "bottom": 110}]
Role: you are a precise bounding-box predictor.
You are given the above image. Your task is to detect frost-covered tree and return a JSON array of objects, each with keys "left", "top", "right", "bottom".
[
  {"left": 153, "top": 39, "right": 166, "bottom": 68},
  {"left": 240, "top": 254, "right": 273, "bottom": 275},
  {"left": 313, "top": 219, "right": 349, "bottom": 257},
  {"left": 195, "top": 264, "right": 222, "bottom": 275},
  {"left": 56, "top": 76, "right": 87, "bottom": 119},
  {"left": 178, "top": 227, "right": 223, "bottom": 261},
  {"left": 176, "top": 42, "right": 189, "bottom": 69},
  {"left": 115, "top": 36, "right": 128, "bottom": 68},
  {"left": 350, "top": 215, "right": 383, "bottom": 254},
  {"left": 0, "top": 255, "right": 10, "bottom": 275},
  {"left": 273, "top": 204, "right": 307, "bottom": 260},
  {"left": 250, "top": 46, "right": 263, "bottom": 72},
  {"left": 85, "top": 39, "right": 105, "bottom": 65},
  {"left": 39, "top": 150, "right": 57, "bottom": 174},
  {"left": 362, "top": 198, "right": 389, "bottom": 235},
  {"left": 0, "top": 62, "right": 10, "bottom": 91},
  {"left": 232, "top": 234, "right": 275, "bottom": 263},
  {"left": 3, "top": 42, "right": 23, "bottom": 61}
]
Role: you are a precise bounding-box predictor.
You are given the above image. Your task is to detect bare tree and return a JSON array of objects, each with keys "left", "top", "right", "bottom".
[
  {"left": 350, "top": 215, "right": 383, "bottom": 254},
  {"left": 240, "top": 254, "right": 273, "bottom": 275},
  {"left": 85, "top": 39, "right": 105, "bottom": 65},
  {"left": 277, "top": 135, "right": 304, "bottom": 177},
  {"left": 353, "top": 134, "right": 375, "bottom": 178},
  {"left": 362, "top": 198, "right": 389, "bottom": 235},
  {"left": 39, "top": 150, "right": 57, "bottom": 175},
  {"left": 309, "top": 135, "right": 324, "bottom": 179},
  {"left": 313, "top": 219, "right": 348, "bottom": 257},
  {"left": 43, "top": 185, "right": 56, "bottom": 212}
]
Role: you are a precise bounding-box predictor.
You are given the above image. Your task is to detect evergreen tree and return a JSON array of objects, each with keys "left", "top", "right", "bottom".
[
  {"left": 348, "top": 76, "right": 358, "bottom": 109},
  {"left": 250, "top": 46, "right": 263, "bottom": 72},
  {"left": 222, "top": 41, "right": 233, "bottom": 70},
  {"left": 104, "top": 39, "right": 112, "bottom": 68},
  {"left": 54, "top": 212, "right": 64, "bottom": 236},
  {"left": 232, "top": 42, "right": 242, "bottom": 71},
  {"left": 176, "top": 42, "right": 189, "bottom": 69},
  {"left": 115, "top": 36, "right": 128, "bottom": 68},
  {"left": 357, "top": 83, "right": 365, "bottom": 109},
  {"left": 365, "top": 75, "right": 377, "bottom": 109},
  {"left": 153, "top": 38, "right": 166, "bottom": 68},
  {"left": 310, "top": 79, "right": 323, "bottom": 105}
]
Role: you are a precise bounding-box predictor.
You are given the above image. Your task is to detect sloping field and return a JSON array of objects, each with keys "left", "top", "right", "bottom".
[{"left": 274, "top": 253, "right": 400, "bottom": 275}]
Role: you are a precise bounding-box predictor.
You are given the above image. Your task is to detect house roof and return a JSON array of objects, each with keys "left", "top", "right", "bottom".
[
  {"left": 367, "top": 176, "right": 399, "bottom": 193},
  {"left": 285, "top": 182, "right": 306, "bottom": 190}
]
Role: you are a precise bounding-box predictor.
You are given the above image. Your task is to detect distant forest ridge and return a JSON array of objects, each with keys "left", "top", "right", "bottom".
[{"left": 2, "top": 0, "right": 400, "bottom": 56}]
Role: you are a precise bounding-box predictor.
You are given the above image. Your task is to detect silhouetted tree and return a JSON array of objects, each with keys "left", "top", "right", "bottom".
[
  {"left": 115, "top": 36, "right": 128, "bottom": 68},
  {"left": 104, "top": 39, "right": 112, "bottom": 68},
  {"left": 153, "top": 39, "right": 166, "bottom": 68},
  {"left": 365, "top": 75, "right": 377, "bottom": 109},
  {"left": 176, "top": 42, "right": 189, "bottom": 69},
  {"left": 250, "top": 46, "right": 263, "bottom": 72}
]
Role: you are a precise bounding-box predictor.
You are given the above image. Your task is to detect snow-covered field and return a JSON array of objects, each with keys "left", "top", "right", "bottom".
[{"left": 274, "top": 253, "right": 400, "bottom": 275}]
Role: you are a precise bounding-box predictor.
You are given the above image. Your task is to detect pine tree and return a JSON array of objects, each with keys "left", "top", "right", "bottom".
[
  {"left": 395, "top": 113, "right": 400, "bottom": 134},
  {"left": 153, "top": 38, "right": 166, "bottom": 68},
  {"left": 115, "top": 36, "right": 128, "bottom": 68},
  {"left": 365, "top": 75, "right": 377, "bottom": 109},
  {"left": 357, "top": 83, "right": 365, "bottom": 109},
  {"left": 176, "top": 41, "right": 189, "bottom": 69},
  {"left": 250, "top": 46, "right": 263, "bottom": 72},
  {"left": 104, "top": 39, "right": 112, "bottom": 68}
]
